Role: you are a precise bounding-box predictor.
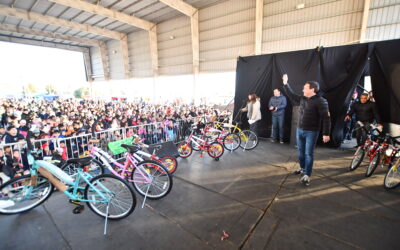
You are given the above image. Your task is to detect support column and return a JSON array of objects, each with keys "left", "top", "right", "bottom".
[
  {"left": 99, "top": 41, "right": 110, "bottom": 80},
  {"left": 255, "top": 0, "right": 264, "bottom": 55},
  {"left": 360, "top": 0, "right": 371, "bottom": 43},
  {"left": 149, "top": 25, "right": 159, "bottom": 103},
  {"left": 191, "top": 11, "right": 200, "bottom": 104},
  {"left": 120, "top": 35, "right": 130, "bottom": 79}
]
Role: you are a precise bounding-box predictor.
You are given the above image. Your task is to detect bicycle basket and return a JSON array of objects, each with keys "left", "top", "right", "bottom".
[{"left": 107, "top": 137, "right": 134, "bottom": 155}]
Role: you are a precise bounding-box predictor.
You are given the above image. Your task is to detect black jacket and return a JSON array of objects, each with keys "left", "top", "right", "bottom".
[
  {"left": 284, "top": 84, "right": 331, "bottom": 136},
  {"left": 347, "top": 101, "right": 381, "bottom": 124}
]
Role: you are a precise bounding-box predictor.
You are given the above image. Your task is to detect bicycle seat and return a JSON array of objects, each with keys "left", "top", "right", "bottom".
[
  {"left": 66, "top": 156, "right": 92, "bottom": 166},
  {"left": 121, "top": 144, "right": 140, "bottom": 153}
]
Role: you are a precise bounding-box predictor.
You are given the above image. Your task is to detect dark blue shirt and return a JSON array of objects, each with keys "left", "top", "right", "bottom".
[{"left": 268, "top": 95, "right": 287, "bottom": 117}]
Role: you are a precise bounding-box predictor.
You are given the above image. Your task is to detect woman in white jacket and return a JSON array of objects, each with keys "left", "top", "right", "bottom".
[{"left": 242, "top": 93, "right": 262, "bottom": 135}]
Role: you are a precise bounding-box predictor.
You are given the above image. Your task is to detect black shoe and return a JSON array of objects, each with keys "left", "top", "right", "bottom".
[
  {"left": 279, "top": 140, "right": 284, "bottom": 144},
  {"left": 293, "top": 168, "right": 303, "bottom": 175},
  {"left": 270, "top": 138, "right": 277, "bottom": 143}
]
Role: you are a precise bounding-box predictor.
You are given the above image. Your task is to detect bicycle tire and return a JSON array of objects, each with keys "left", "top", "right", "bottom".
[
  {"left": 131, "top": 160, "right": 173, "bottom": 200},
  {"left": 0, "top": 175, "right": 54, "bottom": 214},
  {"left": 349, "top": 147, "right": 365, "bottom": 171},
  {"left": 223, "top": 133, "right": 241, "bottom": 151},
  {"left": 62, "top": 159, "right": 104, "bottom": 179},
  {"left": 366, "top": 152, "right": 380, "bottom": 177},
  {"left": 239, "top": 130, "right": 258, "bottom": 150},
  {"left": 84, "top": 174, "right": 136, "bottom": 220},
  {"left": 177, "top": 142, "right": 193, "bottom": 158},
  {"left": 384, "top": 159, "right": 400, "bottom": 190},
  {"left": 207, "top": 142, "right": 224, "bottom": 158},
  {"left": 160, "top": 156, "right": 178, "bottom": 174}
]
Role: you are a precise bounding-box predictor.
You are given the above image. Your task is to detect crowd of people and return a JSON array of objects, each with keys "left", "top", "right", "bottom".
[{"left": 0, "top": 97, "right": 230, "bottom": 183}]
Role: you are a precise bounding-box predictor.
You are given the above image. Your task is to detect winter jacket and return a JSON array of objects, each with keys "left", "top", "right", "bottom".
[
  {"left": 284, "top": 84, "right": 331, "bottom": 136},
  {"left": 347, "top": 101, "right": 381, "bottom": 124},
  {"left": 268, "top": 95, "right": 287, "bottom": 117}
]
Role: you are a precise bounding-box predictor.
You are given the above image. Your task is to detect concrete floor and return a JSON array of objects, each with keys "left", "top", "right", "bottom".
[{"left": 0, "top": 140, "right": 399, "bottom": 250}]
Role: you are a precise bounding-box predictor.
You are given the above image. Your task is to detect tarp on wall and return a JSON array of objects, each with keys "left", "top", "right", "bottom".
[{"left": 234, "top": 39, "right": 400, "bottom": 147}]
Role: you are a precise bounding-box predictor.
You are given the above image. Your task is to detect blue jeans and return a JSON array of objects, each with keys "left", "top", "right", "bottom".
[
  {"left": 296, "top": 128, "right": 319, "bottom": 176},
  {"left": 272, "top": 115, "right": 284, "bottom": 140}
]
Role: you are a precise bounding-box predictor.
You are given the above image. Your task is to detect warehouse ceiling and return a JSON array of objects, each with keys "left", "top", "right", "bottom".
[{"left": 0, "top": 0, "right": 227, "bottom": 48}]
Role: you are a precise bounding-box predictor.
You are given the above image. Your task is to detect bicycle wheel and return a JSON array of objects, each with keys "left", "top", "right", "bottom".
[
  {"left": 349, "top": 147, "right": 365, "bottom": 171},
  {"left": 131, "top": 160, "right": 173, "bottom": 200},
  {"left": 384, "top": 159, "right": 400, "bottom": 190},
  {"left": 177, "top": 142, "right": 193, "bottom": 158},
  {"left": 84, "top": 174, "right": 136, "bottom": 220},
  {"left": 223, "top": 133, "right": 241, "bottom": 151},
  {"left": 62, "top": 159, "right": 104, "bottom": 179},
  {"left": 239, "top": 130, "right": 258, "bottom": 150},
  {"left": 366, "top": 152, "right": 380, "bottom": 177},
  {"left": 160, "top": 156, "right": 178, "bottom": 174},
  {"left": 0, "top": 175, "right": 54, "bottom": 214},
  {"left": 207, "top": 142, "right": 224, "bottom": 159}
]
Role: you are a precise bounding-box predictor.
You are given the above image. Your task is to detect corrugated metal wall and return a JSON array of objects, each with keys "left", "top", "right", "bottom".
[
  {"left": 90, "top": 0, "right": 400, "bottom": 81},
  {"left": 262, "top": 0, "right": 364, "bottom": 53},
  {"left": 90, "top": 46, "right": 105, "bottom": 81},
  {"left": 199, "top": 0, "right": 256, "bottom": 73},
  {"left": 128, "top": 30, "right": 152, "bottom": 78},
  {"left": 366, "top": 0, "right": 400, "bottom": 41},
  {"left": 157, "top": 15, "right": 192, "bottom": 76}
]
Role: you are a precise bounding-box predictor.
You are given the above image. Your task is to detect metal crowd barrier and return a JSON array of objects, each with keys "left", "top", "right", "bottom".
[{"left": 0, "top": 119, "right": 189, "bottom": 174}]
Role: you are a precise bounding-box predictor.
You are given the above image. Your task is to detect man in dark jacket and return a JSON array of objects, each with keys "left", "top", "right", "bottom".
[
  {"left": 268, "top": 89, "right": 287, "bottom": 143},
  {"left": 344, "top": 93, "right": 381, "bottom": 146},
  {"left": 282, "top": 74, "right": 331, "bottom": 186}
]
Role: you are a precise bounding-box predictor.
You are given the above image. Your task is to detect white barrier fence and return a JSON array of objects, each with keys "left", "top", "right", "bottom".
[{"left": 0, "top": 120, "right": 189, "bottom": 177}]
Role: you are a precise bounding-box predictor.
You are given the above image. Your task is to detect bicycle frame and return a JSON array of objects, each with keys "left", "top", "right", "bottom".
[
  {"left": 25, "top": 153, "right": 111, "bottom": 204},
  {"left": 90, "top": 146, "right": 153, "bottom": 184}
]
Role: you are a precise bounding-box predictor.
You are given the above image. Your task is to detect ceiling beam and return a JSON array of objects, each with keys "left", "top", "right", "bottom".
[
  {"left": 159, "top": 0, "right": 196, "bottom": 16},
  {"left": 47, "top": 0, "right": 154, "bottom": 31},
  {"left": 0, "top": 34, "right": 89, "bottom": 53},
  {"left": 0, "top": 5, "right": 123, "bottom": 40},
  {"left": 0, "top": 24, "right": 100, "bottom": 47}
]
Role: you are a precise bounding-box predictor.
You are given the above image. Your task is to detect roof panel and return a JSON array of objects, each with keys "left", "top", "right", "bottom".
[
  {"left": 46, "top": 5, "right": 70, "bottom": 18},
  {"left": 95, "top": 18, "right": 118, "bottom": 28},
  {"left": 123, "top": 0, "right": 158, "bottom": 14},
  {"left": 71, "top": 11, "right": 93, "bottom": 23},
  {"left": 32, "top": 0, "right": 54, "bottom": 13},
  {"left": 83, "top": 15, "right": 106, "bottom": 25},
  {"left": 185, "top": 0, "right": 228, "bottom": 9},
  {"left": 3, "top": 16, "right": 21, "bottom": 26},
  {"left": 58, "top": 7, "right": 83, "bottom": 20},
  {"left": 13, "top": 0, "right": 35, "bottom": 10}
]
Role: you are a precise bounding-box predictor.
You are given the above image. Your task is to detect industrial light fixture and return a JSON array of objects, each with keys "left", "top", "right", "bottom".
[
  {"left": 169, "top": 35, "right": 175, "bottom": 40},
  {"left": 296, "top": 3, "right": 305, "bottom": 9}
]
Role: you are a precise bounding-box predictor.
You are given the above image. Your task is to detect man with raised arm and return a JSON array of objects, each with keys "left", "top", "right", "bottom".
[{"left": 282, "top": 74, "right": 331, "bottom": 186}]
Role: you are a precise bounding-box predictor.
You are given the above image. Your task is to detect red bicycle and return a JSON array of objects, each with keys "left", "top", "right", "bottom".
[
  {"left": 349, "top": 122, "right": 382, "bottom": 171},
  {"left": 366, "top": 134, "right": 400, "bottom": 177},
  {"left": 177, "top": 125, "right": 224, "bottom": 161}
]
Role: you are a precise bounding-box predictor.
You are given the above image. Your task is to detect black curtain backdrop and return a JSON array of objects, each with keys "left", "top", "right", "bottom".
[
  {"left": 234, "top": 39, "right": 400, "bottom": 147},
  {"left": 370, "top": 39, "right": 400, "bottom": 124}
]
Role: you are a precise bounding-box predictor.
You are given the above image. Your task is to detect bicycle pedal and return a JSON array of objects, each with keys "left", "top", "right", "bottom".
[
  {"left": 69, "top": 199, "right": 81, "bottom": 205},
  {"left": 72, "top": 205, "right": 84, "bottom": 214}
]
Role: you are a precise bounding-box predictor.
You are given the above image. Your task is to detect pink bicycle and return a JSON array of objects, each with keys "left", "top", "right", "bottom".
[{"left": 88, "top": 141, "right": 173, "bottom": 200}]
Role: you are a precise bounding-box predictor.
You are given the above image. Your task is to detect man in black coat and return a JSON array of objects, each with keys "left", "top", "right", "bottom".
[
  {"left": 344, "top": 93, "right": 382, "bottom": 146},
  {"left": 282, "top": 74, "right": 331, "bottom": 186}
]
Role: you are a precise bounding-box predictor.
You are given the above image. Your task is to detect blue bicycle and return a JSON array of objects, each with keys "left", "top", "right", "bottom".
[{"left": 0, "top": 137, "right": 136, "bottom": 224}]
